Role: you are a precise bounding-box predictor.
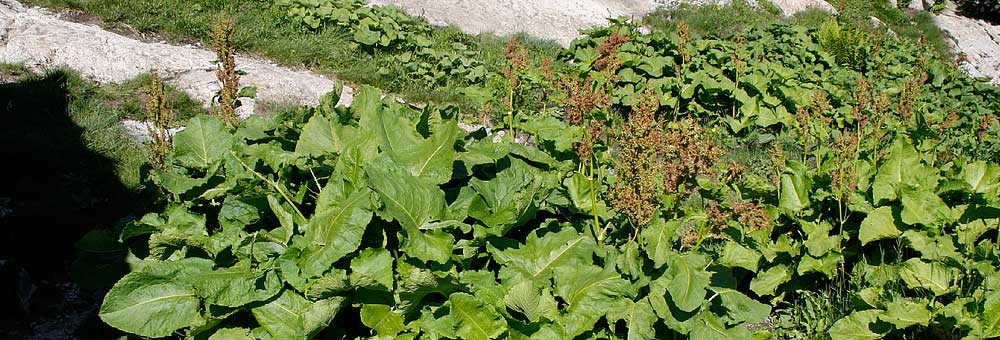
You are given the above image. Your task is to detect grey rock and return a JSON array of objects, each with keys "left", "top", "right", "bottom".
[
  {"left": 369, "top": 0, "right": 660, "bottom": 47},
  {"left": 368, "top": 0, "right": 835, "bottom": 48},
  {"left": 768, "top": 0, "right": 838, "bottom": 16},
  {"left": 871, "top": 16, "right": 897, "bottom": 38},
  {"left": 934, "top": 3, "right": 1000, "bottom": 84}
]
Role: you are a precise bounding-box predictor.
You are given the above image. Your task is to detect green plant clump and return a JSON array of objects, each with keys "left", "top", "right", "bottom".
[
  {"left": 82, "top": 10, "right": 1000, "bottom": 340},
  {"left": 277, "top": 0, "right": 489, "bottom": 86}
]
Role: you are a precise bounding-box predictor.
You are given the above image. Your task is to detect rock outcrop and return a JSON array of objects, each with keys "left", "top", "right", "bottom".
[{"left": 934, "top": 3, "right": 1000, "bottom": 84}]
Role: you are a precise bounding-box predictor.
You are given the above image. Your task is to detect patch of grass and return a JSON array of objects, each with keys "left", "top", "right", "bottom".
[
  {"left": 642, "top": 0, "right": 949, "bottom": 60},
  {"left": 24, "top": 0, "right": 564, "bottom": 106},
  {"left": 100, "top": 73, "right": 204, "bottom": 125},
  {"left": 644, "top": 0, "right": 784, "bottom": 38},
  {"left": 833, "top": 0, "right": 951, "bottom": 58}
]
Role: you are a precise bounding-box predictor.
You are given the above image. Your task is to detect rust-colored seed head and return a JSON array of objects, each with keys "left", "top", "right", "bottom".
[
  {"left": 733, "top": 200, "right": 772, "bottom": 231},
  {"left": 557, "top": 76, "right": 609, "bottom": 125},
  {"left": 981, "top": 114, "right": 997, "bottom": 141},
  {"left": 211, "top": 16, "right": 239, "bottom": 123},
  {"left": 832, "top": 132, "right": 860, "bottom": 194},
  {"left": 575, "top": 122, "right": 605, "bottom": 162},
  {"left": 144, "top": 74, "right": 173, "bottom": 169},
  {"left": 769, "top": 142, "right": 785, "bottom": 186},
  {"left": 705, "top": 200, "right": 732, "bottom": 236},
  {"left": 611, "top": 90, "right": 665, "bottom": 227},
  {"left": 594, "top": 32, "right": 630, "bottom": 73},
  {"left": 662, "top": 118, "right": 725, "bottom": 191}
]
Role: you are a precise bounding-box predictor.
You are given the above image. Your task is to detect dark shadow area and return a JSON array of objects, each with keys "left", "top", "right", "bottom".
[
  {"left": 0, "top": 71, "right": 131, "bottom": 339},
  {"left": 954, "top": 2, "right": 1000, "bottom": 24}
]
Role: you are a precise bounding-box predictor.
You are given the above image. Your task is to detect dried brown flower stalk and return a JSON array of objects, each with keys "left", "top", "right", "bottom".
[
  {"left": 732, "top": 200, "right": 772, "bottom": 231},
  {"left": 594, "top": 32, "right": 631, "bottom": 73},
  {"left": 769, "top": 142, "right": 786, "bottom": 187},
  {"left": 557, "top": 75, "right": 610, "bottom": 126},
  {"left": 662, "top": 118, "right": 725, "bottom": 191},
  {"left": 898, "top": 69, "right": 927, "bottom": 121},
  {"left": 211, "top": 16, "right": 240, "bottom": 123},
  {"left": 144, "top": 74, "right": 173, "bottom": 169},
  {"left": 611, "top": 90, "right": 665, "bottom": 227}
]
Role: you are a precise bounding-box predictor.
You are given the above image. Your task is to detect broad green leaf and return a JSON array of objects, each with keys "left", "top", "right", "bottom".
[
  {"left": 182, "top": 267, "right": 282, "bottom": 307},
  {"left": 902, "top": 230, "right": 964, "bottom": 262},
  {"left": 99, "top": 272, "right": 205, "bottom": 338},
  {"left": 305, "top": 269, "right": 349, "bottom": 300},
  {"left": 294, "top": 114, "right": 348, "bottom": 157},
  {"left": 294, "top": 243, "right": 350, "bottom": 278},
  {"left": 564, "top": 172, "right": 601, "bottom": 214},
  {"left": 797, "top": 252, "right": 842, "bottom": 279},
  {"left": 151, "top": 167, "right": 210, "bottom": 195},
  {"left": 520, "top": 116, "right": 583, "bottom": 153},
  {"left": 649, "top": 277, "right": 697, "bottom": 334},
  {"left": 504, "top": 280, "right": 558, "bottom": 323},
  {"left": 208, "top": 328, "right": 254, "bottom": 340},
  {"left": 983, "top": 291, "right": 1000, "bottom": 337},
  {"left": 828, "top": 310, "right": 883, "bottom": 340},
  {"left": 719, "top": 241, "right": 761, "bottom": 272},
  {"left": 354, "top": 19, "right": 381, "bottom": 45},
  {"left": 963, "top": 160, "right": 1000, "bottom": 195},
  {"left": 366, "top": 166, "right": 446, "bottom": 231},
  {"left": 778, "top": 161, "right": 811, "bottom": 213},
  {"left": 468, "top": 158, "right": 545, "bottom": 235},
  {"left": 396, "top": 264, "right": 461, "bottom": 315},
  {"left": 607, "top": 298, "right": 658, "bottom": 340},
  {"left": 640, "top": 218, "right": 680, "bottom": 269},
  {"left": 307, "top": 187, "right": 372, "bottom": 252},
  {"left": 553, "top": 265, "right": 632, "bottom": 338},
  {"left": 872, "top": 138, "right": 929, "bottom": 204},
  {"left": 663, "top": 253, "right": 711, "bottom": 313},
  {"left": 492, "top": 227, "right": 594, "bottom": 283},
  {"left": 267, "top": 195, "right": 295, "bottom": 236},
  {"left": 251, "top": 290, "right": 344, "bottom": 340},
  {"left": 802, "top": 220, "right": 838, "bottom": 257},
  {"left": 413, "top": 307, "right": 459, "bottom": 339},
  {"left": 689, "top": 312, "right": 752, "bottom": 340},
  {"left": 957, "top": 218, "right": 998, "bottom": 247},
  {"left": 878, "top": 298, "right": 931, "bottom": 329},
  {"left": 358, "top": 88, "right": 418, "bottom": 151},
  {"left": 859, "top": 206, "right": 901, "bottom": 245},
  {"left": 401, "top": 229, "right": 455, "bottom": 265},
  {"left": 900, "top": 185, "right": 954, "bottom": 227},
  {"left": 350, "top": 248, "right": 394, "bottom": 290},
  {"left": 710, "top": 288, "right": 771, "bottom": 324},
  {"left": 218, "top": 198, "right": 259, "bottom": 231},
  {"left": 616, "top": 240, "right": 644, "bottom": 278},
  {"left": 358, "top": 87, "right": 458, "bottom": 184},
  {"left": 390, "top": 120, "right": 461, "bottom": 184},
  {"left": 898, "top": 258, "right": 956, "bottom": 296},
  {"left": 361, "top": 304, "right": 407, "bottom": 337},
  {"left": 750, "top": 264, "right": 790, "bottom": 296},
  {"left": 448, "top": 292, "right": 508, "bottom": 340},
  {"left": 173, "top": 115, "right": 233, "bottom": 170}
]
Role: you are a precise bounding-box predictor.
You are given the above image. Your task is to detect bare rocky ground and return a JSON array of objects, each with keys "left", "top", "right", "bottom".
[
  {"left": 934, "top": 2, "right": 1000, "bottom": 84},
  {"left": 371, "top": 0, "right": 837, "bottom": 46}
]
